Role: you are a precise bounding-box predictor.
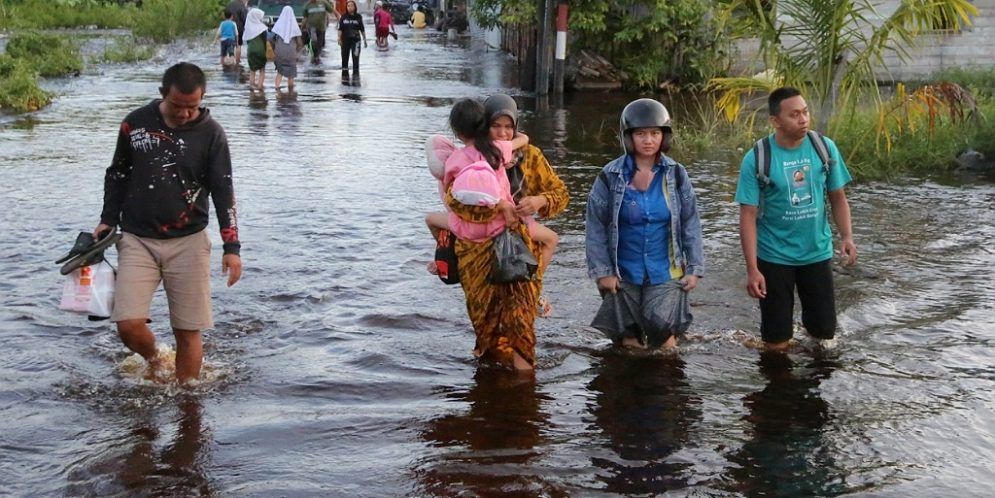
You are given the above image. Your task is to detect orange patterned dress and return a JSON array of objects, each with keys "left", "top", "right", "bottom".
[{"left": 446, "top": 145, "right": 569, "bottom": 367}]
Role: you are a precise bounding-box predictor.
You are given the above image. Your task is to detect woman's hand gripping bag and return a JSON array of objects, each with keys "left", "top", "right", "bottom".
[{"left": 490, "top": 229, "right": 538, "bottom": 283}]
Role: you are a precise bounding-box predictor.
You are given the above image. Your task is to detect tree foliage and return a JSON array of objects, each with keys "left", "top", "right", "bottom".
[
  {"left": 709, "top": 0, "right": 979, "bottom": 130},
  {"left": 471, "top": 0, "right": 729, "bottom": 89}
]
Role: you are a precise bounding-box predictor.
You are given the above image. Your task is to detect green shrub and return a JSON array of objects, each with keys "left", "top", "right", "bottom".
[
  {"left": 472, "top": 0, "right": 728, "bottom": 89},
  {"left": 930, "top": 67, "right": 995, "bottom": 99},
  {"left": 0, "top": 54, "right": 52, "bottom": 112},
  {"left": 132, "top": 0, "right": 221, "bottom": 43},
  {"left": 0, "top": 0, "right": 136, "bottom": 30},
  {"left": 95, "top": 36, "right": 155, "bottom": 63},
  {"left": 830, "top": 98, "right": 995, "bottom": 179},
  {"left": 969, "top": 104, "right": 995, "bottom": 158},
  {"left": 673, "top": 96, "right": 761, "bottom": 163},
  {"left": 6, "top": 31, "right": 83, "bottom": 77}
]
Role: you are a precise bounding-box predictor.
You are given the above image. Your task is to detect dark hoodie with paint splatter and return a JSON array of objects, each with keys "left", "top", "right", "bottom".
[{"left": 101, "top": 100, "right": 240, "bottom": 255}]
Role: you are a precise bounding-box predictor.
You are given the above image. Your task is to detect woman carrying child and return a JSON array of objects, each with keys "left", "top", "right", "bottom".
[
  {"left": 434, "top": 99, "right": 543, "bottom": 371},
  {"left": 483, "top": 94, "right": 569, "bottom": 317},
  {"left": 270, "top": 6, "right": 304, "bottom": 91}
]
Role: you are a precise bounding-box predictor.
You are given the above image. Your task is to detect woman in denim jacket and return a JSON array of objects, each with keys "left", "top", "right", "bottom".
[{"left": 585, "top": 99, "right": 705, "bottom": 350}]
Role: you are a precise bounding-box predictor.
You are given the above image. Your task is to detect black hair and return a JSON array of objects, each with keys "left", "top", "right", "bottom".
[
  {"left": 448, "top": 99, "right": 502, "bottom": 169},
  {"left": 224, "top": 10, "right": 233, "bottom": 19},
  {"left": 769, "top": 86, "right": 802, "bottom": 116},
  {"left": 161, "top": 62, "right": 206, "bottom": 96}
]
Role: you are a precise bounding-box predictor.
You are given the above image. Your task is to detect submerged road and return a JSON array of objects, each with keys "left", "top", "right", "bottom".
[{"left": 1, "top": 24, "right": 994, "bottom": 497}]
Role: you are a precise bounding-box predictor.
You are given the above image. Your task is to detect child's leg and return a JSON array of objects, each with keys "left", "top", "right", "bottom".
[
  {"left": 528, "top": 222, "right": 559, "bottom": 275},
  {"left": 528, "top": 222, "right": 558, "bottom": 318},
  {"left": 425, "top": 211, "right": 448, "bottom": 240},
  {"left": 288, "top": 77, "right": 295, "bottom": 90},
  {"left": 424, "top": 211, "right": 449, "bottom": 275}
]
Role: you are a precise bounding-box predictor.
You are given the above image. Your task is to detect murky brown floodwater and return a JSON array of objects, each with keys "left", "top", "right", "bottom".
[{"left": 2, "top": 25, "right": 994, "bottom": 497}]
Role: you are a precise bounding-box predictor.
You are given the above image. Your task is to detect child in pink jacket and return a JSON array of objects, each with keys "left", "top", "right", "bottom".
[{"left": 424, "top": 98, "right": 530, "bottom": 243}]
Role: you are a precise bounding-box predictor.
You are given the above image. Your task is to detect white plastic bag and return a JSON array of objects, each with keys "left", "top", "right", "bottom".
[{"left": 59, "top": 261, "right": 115, "bottom": 318}]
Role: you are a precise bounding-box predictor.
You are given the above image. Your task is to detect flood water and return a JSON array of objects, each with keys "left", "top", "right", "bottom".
[{"left": 2, "top": 27, "right": 995, "bottom": 497}]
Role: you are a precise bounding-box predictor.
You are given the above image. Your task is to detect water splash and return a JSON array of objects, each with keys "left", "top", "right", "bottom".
[{"left": 118, "top": 344, "right": 229, "bottom": 389}]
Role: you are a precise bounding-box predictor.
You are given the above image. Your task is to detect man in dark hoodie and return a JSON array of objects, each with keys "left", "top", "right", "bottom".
[{"left": 94, "top": 62, "right": 242, "bottom": 385}]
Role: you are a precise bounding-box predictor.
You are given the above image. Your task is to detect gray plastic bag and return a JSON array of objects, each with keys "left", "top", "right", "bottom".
[{"left": 490, "top": 229, "right": 539, "bottom": 283}]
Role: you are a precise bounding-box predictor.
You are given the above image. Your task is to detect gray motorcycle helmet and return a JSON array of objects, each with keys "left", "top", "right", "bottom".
[
  {"left": 484, "top": 93, "right": 518, "bottom": 129},
  {"left": 619, "top": 98, "right": 673, "bottom": 154}
]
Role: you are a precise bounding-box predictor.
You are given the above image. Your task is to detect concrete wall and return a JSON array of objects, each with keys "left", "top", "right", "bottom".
[
  {"left": 877, "top": 0, "right": 995, "bottom": 80},
  {"left": 731, "top": 0, "right": 995, "bottom": 81}
]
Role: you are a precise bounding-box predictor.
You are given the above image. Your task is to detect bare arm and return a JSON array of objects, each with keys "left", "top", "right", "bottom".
[
  {"left": 510, "top": 132, "right": 529, "bottom": 151},
  {"left": 517, "top": 146, "right": 568, "bottom": 219},
  {"left": 739, "top": 204, "right": 766, "bottom": 298},
  {"left": 828, "top": 188, "right": 857, "bottom": 266}
]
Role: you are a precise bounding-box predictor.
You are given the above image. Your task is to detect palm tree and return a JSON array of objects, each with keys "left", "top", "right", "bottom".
[{"left": 710, "top": 0, "right": 978, "bottom": 131}]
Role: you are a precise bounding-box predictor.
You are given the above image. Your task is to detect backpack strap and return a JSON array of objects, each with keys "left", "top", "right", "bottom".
[
  {"left": 806, "top": 130, "right": 836, "bottom": 187},
  {"left": 753, "top": 137, "right": 772, "bottom": 190},
  {"left": 752, "top": 137, "right": 772, "bottom": 219}
]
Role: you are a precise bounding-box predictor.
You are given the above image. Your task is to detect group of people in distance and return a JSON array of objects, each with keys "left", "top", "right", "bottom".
[
  {"left": 89, "top": 60, "right": 856, "bottom": 383},
  {"left": 214, "top": 0, "right": 374, "bottom": 91}
]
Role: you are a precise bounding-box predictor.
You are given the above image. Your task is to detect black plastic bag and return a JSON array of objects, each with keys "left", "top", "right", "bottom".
[{"left": 490, "top": 229, "right": 538, "bottom": 283}]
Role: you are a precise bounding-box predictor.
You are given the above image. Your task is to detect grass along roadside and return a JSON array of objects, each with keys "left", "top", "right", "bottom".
[
  {"left": 1, "top": 0, "right": 222, "bottom": 41},
  {"left": 0, "top": 54, "right": 50, "bottom": 112},
  {"left": 5, "top": 31, "right": 82, "bottom": 77},
  {"left": 1, "top": 30, "right": 161, "bottom": 113},
  {"left": 0, "top": 0, "right": 222, "bottom": 114},
  {"left": 93, "top": 36, "right": 155, "bottom": 64},
  {"left": 671, "top": 82, "right": 994, "bottom": 180},
  {"left": 0, "top": 0, "right": 135, "bottom": 30},
  {"left": 0, "top": 31, "right": 79, "bottom": 113}
]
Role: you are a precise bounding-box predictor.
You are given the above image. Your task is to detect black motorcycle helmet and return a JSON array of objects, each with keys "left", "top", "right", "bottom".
[
  {"left": 619, "top": 98, "right": 672, "bottom": 155},
  {"left": 484, "top": 93, "right": 518, "bottom": 129}
]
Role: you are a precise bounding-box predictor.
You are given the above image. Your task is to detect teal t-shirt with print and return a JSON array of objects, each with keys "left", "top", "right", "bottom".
[{"left": 735, "top": 133, "right": 852, "bottom": 265}]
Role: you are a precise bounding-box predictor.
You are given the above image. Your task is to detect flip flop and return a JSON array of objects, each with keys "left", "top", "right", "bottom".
[
  {"left": 538, "top": 295, "right": 553, "bottom": 318},
  {"left": 58, "top": 227, "right": 121, "bottom": 275}
]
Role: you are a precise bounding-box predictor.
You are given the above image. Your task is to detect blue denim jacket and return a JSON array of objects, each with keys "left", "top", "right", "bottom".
[{"left": 585, "top": 154, "right": 705, "bottom": 281}]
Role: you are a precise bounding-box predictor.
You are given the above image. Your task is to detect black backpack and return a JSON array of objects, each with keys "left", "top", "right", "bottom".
[{"left": 434, "top": 229, "right": 460, "bottom": 285}]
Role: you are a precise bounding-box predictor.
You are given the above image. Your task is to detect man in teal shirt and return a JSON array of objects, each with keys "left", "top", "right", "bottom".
[{"left": 735, "top": 87, "right": 858, "bottom": 351}]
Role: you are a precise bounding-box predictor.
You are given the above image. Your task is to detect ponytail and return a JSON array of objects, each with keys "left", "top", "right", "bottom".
[{"left": 474, "top": 130, "right": 504, "bottom": 171}]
